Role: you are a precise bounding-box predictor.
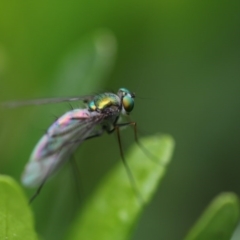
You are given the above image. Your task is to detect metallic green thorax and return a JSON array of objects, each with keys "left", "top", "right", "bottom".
[
  {"left": 88, "top": 93, "right": 120, "bottom": 112},
  {"left": 88, "top": 88, "right": 135, "bottom": 114}
]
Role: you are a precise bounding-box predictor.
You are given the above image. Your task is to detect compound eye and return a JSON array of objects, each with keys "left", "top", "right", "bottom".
[{"left": 123, "top": 96, "right": 134, "bottom": 113}]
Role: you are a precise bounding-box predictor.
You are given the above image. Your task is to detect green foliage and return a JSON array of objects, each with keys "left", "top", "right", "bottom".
[
  {"left": 67, "top": 134, "right": 174, "bottom": 240},
  {"left": 1, "top": 3, "right": 240, "bottom": 239},
  {"left": 1, "top": 139, "right": 240, "bottom": 240},
  {"left": 0, "top": 176, "right": 37, "bottom": 240},
  {"left": 184, "top": 193, "right": 240, "bottom": 240},
  {"left": 0, "top": 134, "right": 174, "bottom": 240}
]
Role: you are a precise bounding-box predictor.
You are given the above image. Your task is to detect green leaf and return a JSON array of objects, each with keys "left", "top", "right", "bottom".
[
  {"left": 184, "top": 192, "right": 240, "bottom": 240},
  {"left": 0, "top": 175, "right": 37, "bottom": 240},
  {"left": 67, "top": 134, "right": 174, "bottom": 240}
]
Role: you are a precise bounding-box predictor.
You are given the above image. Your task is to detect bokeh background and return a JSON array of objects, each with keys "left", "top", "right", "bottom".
[{"left": 1, "top": 1, "right": 240, "bottom": 239}]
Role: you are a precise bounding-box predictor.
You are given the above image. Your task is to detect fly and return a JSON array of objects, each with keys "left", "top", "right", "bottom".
[{"left": 4, "top": 88, "right": 144, "bottom": 203}]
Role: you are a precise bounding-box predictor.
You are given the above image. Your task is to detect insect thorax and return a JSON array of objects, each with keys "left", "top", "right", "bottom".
[{"left": 88, "top": 93, "right": 121, "bottom": 113}]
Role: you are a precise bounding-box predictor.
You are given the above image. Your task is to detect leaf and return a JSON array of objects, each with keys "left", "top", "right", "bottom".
[
  {"left": 184, "top": 192, "right": 240, "bottom": 240},
  {"left": 0, "top": 175, "right": 37, "bottom": 240},
  {"left": 66, "top": 134, "right": 174, "bottom": 240}
]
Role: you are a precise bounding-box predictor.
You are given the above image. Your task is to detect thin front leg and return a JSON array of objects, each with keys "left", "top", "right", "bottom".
[
  {"left": 117, "top": 121, "right": 160, "bottom": 165},
  {"left": 115, "top": 125, "right": 144, "bottom": 204}
]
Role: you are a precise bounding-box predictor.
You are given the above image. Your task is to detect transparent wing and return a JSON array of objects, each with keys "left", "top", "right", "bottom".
[
  {"left": 21, "top": 109, "right": 105, "bottom": 187},
  {"left": 2, "top": 95, "right": 94, "bottom": 108}
]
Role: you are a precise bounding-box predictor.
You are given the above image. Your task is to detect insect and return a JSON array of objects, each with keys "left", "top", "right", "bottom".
[{"left": 6, "top": 88, "right": 143, "bottom": 203}]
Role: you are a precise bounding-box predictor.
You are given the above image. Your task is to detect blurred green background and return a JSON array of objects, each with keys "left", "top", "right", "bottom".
[{"left": 1, "top": 0, "right": 240, "bottom": 239}]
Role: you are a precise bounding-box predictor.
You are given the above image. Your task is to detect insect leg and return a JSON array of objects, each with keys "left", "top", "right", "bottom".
[
  {"left": 29, "top": 180, "right": 46, "bottom": 204},
  {"left": 59, "top": 130, "right": 106, "bottom": 201},
  {"left": 113, "top": 125, "right": 144, "bottom": 204},
  {"left": 117, "top": 121, "right": 160, "bottom": 165}
]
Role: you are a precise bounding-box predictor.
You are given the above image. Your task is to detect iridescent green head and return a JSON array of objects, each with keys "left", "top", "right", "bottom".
[{"left": 117, "top": 88, "right": 135, "bottom": 114}]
